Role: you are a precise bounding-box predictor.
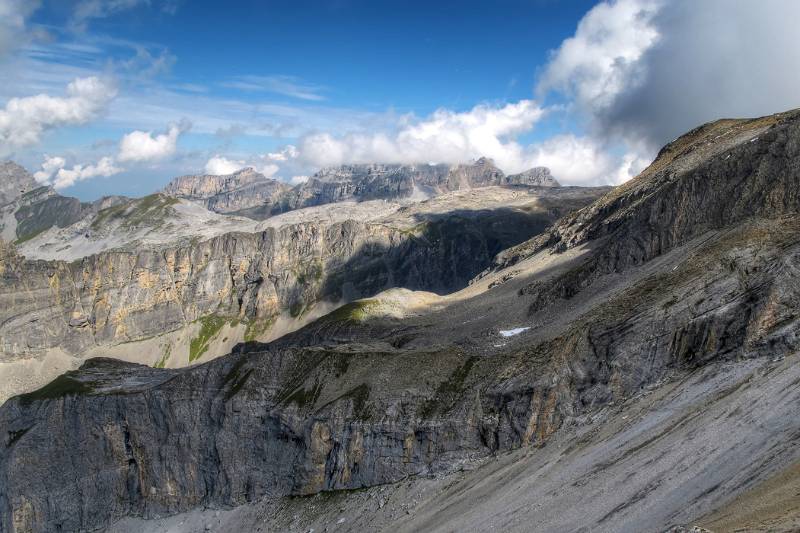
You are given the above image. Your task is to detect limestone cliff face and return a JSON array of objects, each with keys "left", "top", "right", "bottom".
[
  {"left": 0, "top": 193, "right": 586, "bottom": 373},
  {"left": 163, "top": 159, "right": 558, "bottom": 219},
  {"left": 503, "top": 166, "right": 559, "bottom": 186},
  {"left": 0, "top": 162, "right": 38, "bottom": 207},
  {"left": 163, "top": 168, "right": 292, "bottom": 218},
  {"left": 3, "top": 111, "right": 800, "bottom": 532}
]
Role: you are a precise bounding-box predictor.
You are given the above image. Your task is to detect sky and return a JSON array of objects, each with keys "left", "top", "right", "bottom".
[{"left": 1, "top": 0, "right": 799, "bottom": 201}]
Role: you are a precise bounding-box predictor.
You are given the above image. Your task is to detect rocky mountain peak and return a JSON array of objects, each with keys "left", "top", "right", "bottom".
[
  {"left": 163, "top": 167, "right": 280, "bottom": 200},
  {"left": 504, "top": 166, "right": 560, "bottom": 187},
  {"left": 0, "top": 161, "right": 39, "bottom": 206}
]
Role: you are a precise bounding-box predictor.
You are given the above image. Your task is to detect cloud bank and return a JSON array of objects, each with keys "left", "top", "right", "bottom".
[
  {"left": 0, "top": 77, "right": 116, "bottom": 155},
  {"left": 118, "top": 123, "right": 184, "bottom": 162},
  {"left": 34, "top": 155, "right": 123, "bottom": 189},
  {"left": 300, "top": 100, "right": 545, "bottom": 172},
  {"left": 539, "top": 0, "right": 800, "bottom": 152},
  {"left": 204, "top": 155, "right": 280, "bottom": 178}
]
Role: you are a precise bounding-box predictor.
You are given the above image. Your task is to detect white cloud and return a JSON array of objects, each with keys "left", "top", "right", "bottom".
[
  {"left": 204, "top": 155, "right": 245, "bottom": 175},
  {"left": 295, "top": 97, "right": 648, "bottom": 185},
  {"left": 34, "top": 155, "right": 123, "bottom": 189},
  {"left": 299, "top": 100, "right": 546, "bottom": 173},
  {"left": 539, "top": 0, "right": 800, "bottom": 152},
  {"left": 0, "top": 0, "right": 40, "bottom": 57},
  {"left": 33, "top": 155, "right": 66, "bottom": 184},
  {"left": 118, "top": 123, "right": 183, "bottom": 162},
  {"left": 0, "top": 76, "right": 116, "bottom": 154},
  {"left": 204, "top": 154, "right": 280, "bottom": 178},
  {"left": 267, "top": 145, "right": 299, "bottom": 161},
  {"left": 289, "top": 175, "right": 309, "bottom": 185},
  {"left": 538, "top": 0, "right": 662, "bottom": 115}
]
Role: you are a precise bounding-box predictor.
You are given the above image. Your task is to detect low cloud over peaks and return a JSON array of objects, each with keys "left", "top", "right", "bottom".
[
  {"left": 299, "top": 100, "right": 546, "bottom": 174},
  {"left": 539, "top": 0, "right": 800, "bottom": 153}
]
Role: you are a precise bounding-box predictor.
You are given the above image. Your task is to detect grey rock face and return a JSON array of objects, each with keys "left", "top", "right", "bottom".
[
  {"left": 163, "top": 168, "right": 293, "bottom": 218},
  {"left": 163, "top": 159, "right": 558, "bottom": 220},
  {"left": 0, "top": 189, "right": 600, "bottom": 370},
  {"left": 0, "top": 162, "right": 38, "bottom": 207},
  {"left": 3, "top": 110, "right": 800, "bottom": 532},
  {"left": 503, "top": 167, "right": 559, "bottom": 187}
]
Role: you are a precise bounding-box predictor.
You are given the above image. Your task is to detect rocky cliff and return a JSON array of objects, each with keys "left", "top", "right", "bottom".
[
  {"left": 3, "top": 110, "right": 800, "bottom": 532},
  {"left": 0, "top": 186, "right": 605, "bottom": 401},
  {"left": 163, "top": 158, "right": 560, "bottom": 219},
  {"left": 0, "top": 162, "right": 37, "bottom": 207}
]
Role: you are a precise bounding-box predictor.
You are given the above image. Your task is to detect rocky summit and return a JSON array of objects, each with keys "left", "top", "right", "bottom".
[
  {"left": 0, "top": 158, "right": 601, "bottom": 403},
  {"left": 2, "top": 109, "right": 800, "bottom": 532},
  {"left": 161, "top": 158, "right": 560, "bottom": 220}
]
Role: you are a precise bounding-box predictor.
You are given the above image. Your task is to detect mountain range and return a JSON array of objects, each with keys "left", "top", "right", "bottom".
[{"left": 3, "top": 110, "right": 800, "bottom": 532}]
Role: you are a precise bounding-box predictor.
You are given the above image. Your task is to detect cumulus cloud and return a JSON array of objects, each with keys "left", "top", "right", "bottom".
[
  {"left": 266, "top": 145, "right": 299, "bottom": 161},
  {"left": 538, "top": 0, "right": 661, "bottom": 115},
  {"left": 118, "top": 123, "right": 185, "bottom": 162},
  {"left": 0, "top": 77, "right": 117, "bottom": 154},
  {"left": 300, "top": 100, "right": 546, "bottom": 173},
  {"left": 204, "top": 155, "right": 279, "bottom": 178},
  {"left": 33, "top": 155, "right": 66, "bottom": 184},
  {"left": 204, "top": 155, "right": 245, "bottom": 175},
  {"left": 33, "top": 155, "right": 123, "bottom": 189},
  {"left": 293, "top": 99, "right": 645, "bottom": 184},
  {"left": 539, "top": 0, "right": 800, "bottom": 152},
  {"left": 289, "top": 175, "right": 309, "bottom": 185}
]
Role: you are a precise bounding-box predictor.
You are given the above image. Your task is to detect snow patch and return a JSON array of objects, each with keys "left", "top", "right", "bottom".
[{"left": 499, "top": 327, "right": 530, "bottom": 337}]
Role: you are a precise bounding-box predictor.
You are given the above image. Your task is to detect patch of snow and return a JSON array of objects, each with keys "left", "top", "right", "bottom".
[{"left": 499, "top": 327, "right": 530, "bottom": 337}]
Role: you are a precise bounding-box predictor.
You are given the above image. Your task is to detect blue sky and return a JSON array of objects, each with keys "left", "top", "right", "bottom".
[{"left": 1, "top": 0, "right": 799, "bottom": 200}]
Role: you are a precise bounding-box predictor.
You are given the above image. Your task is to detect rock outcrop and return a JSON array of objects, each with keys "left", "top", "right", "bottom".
[
  {"left": 503, "top": 166, "right": 559, "bottom": 186},
  {"left": 3, "top": 110, "right": 800, "bottom": 532},
  {"left": 162, "top": 168, "right": 293, "bottom": 218},
  {"left": 163, "top": 159, "right": 559, "bottom": 219},
  {"left": 0, "top": 162, "right": 37, "bottom": 206},
  {"left": 0, "top": 186, "right": 606, "bottom": 401}
]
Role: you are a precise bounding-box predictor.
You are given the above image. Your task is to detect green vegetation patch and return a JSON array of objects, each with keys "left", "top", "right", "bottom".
[
  {"left": 283, "top": 379, "right": 324, "bottom": 409},
  {"left": 318, "top": 383, "right": 372, "bottom": 420},
  {"left": 324, "top": 299, "right": 380, "bottom": 324},
  {"left": 189, "top": 314, "right": 228, "bottom": 362},
  {"left": 244, "top": 315, "right": 275, "bottom": 342},
  {"left": 294, "top": 259, "right": 324, "bottom": 285},
  {"left": 289, "top": 301, "right": 307, "bottom": 318},
  {"left": 223, "top": 356, "right": 254, "bottom": 400},
  {"left": 92, "top": 194, "right": 179, "bottom": 231},
  {"left": 154, "top": 344, "right": 172, "bottom": 368},
  {"left": 16, "top": 373, "right": 94, "bottom": 406},
  {"left": 13, "top": 227, "right": 47, "bottom": 245},
  {"left": 417, "top": 356, "right": 478, "bottom": 418}
]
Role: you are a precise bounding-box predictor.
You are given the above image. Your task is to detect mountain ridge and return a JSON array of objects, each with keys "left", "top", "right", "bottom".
[
  {"left": 3, "top": 109, "right": 800, "bottom": 531},
  {"left": 162, "top": 158, "right": 560, "bottom": 219}
]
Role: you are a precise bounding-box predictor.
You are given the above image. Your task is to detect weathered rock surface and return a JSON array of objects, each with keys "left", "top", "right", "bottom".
[
  {"left": 0, "top": 186, "right": 605, "bottom": 401},
  {"left": 502, "top": 166, "right": 559, "bottom": 186},
  {"left": 163, "top": 158, "right": 559, "bottom": 219},
  {"left": 162, "top": 168, "right": 293, "bottom": 218},
  {"left": 3, "top": 110, "right": 800, "bottom": 532},
  {"left": 0, "top": 162, "right": 37, "bottom": 206}
]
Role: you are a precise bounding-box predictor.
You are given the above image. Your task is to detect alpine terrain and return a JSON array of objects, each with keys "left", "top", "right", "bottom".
[{"left": 3, "top": 108, "right": 800, "bottom": 532}]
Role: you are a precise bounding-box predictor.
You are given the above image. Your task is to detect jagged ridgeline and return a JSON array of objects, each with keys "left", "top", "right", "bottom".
[
  {"left": 4, "top": 109, "right": 800, "bottom": 532},
  {"left": 0, "top": 157, "right": 600, "bottom": 404}
]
